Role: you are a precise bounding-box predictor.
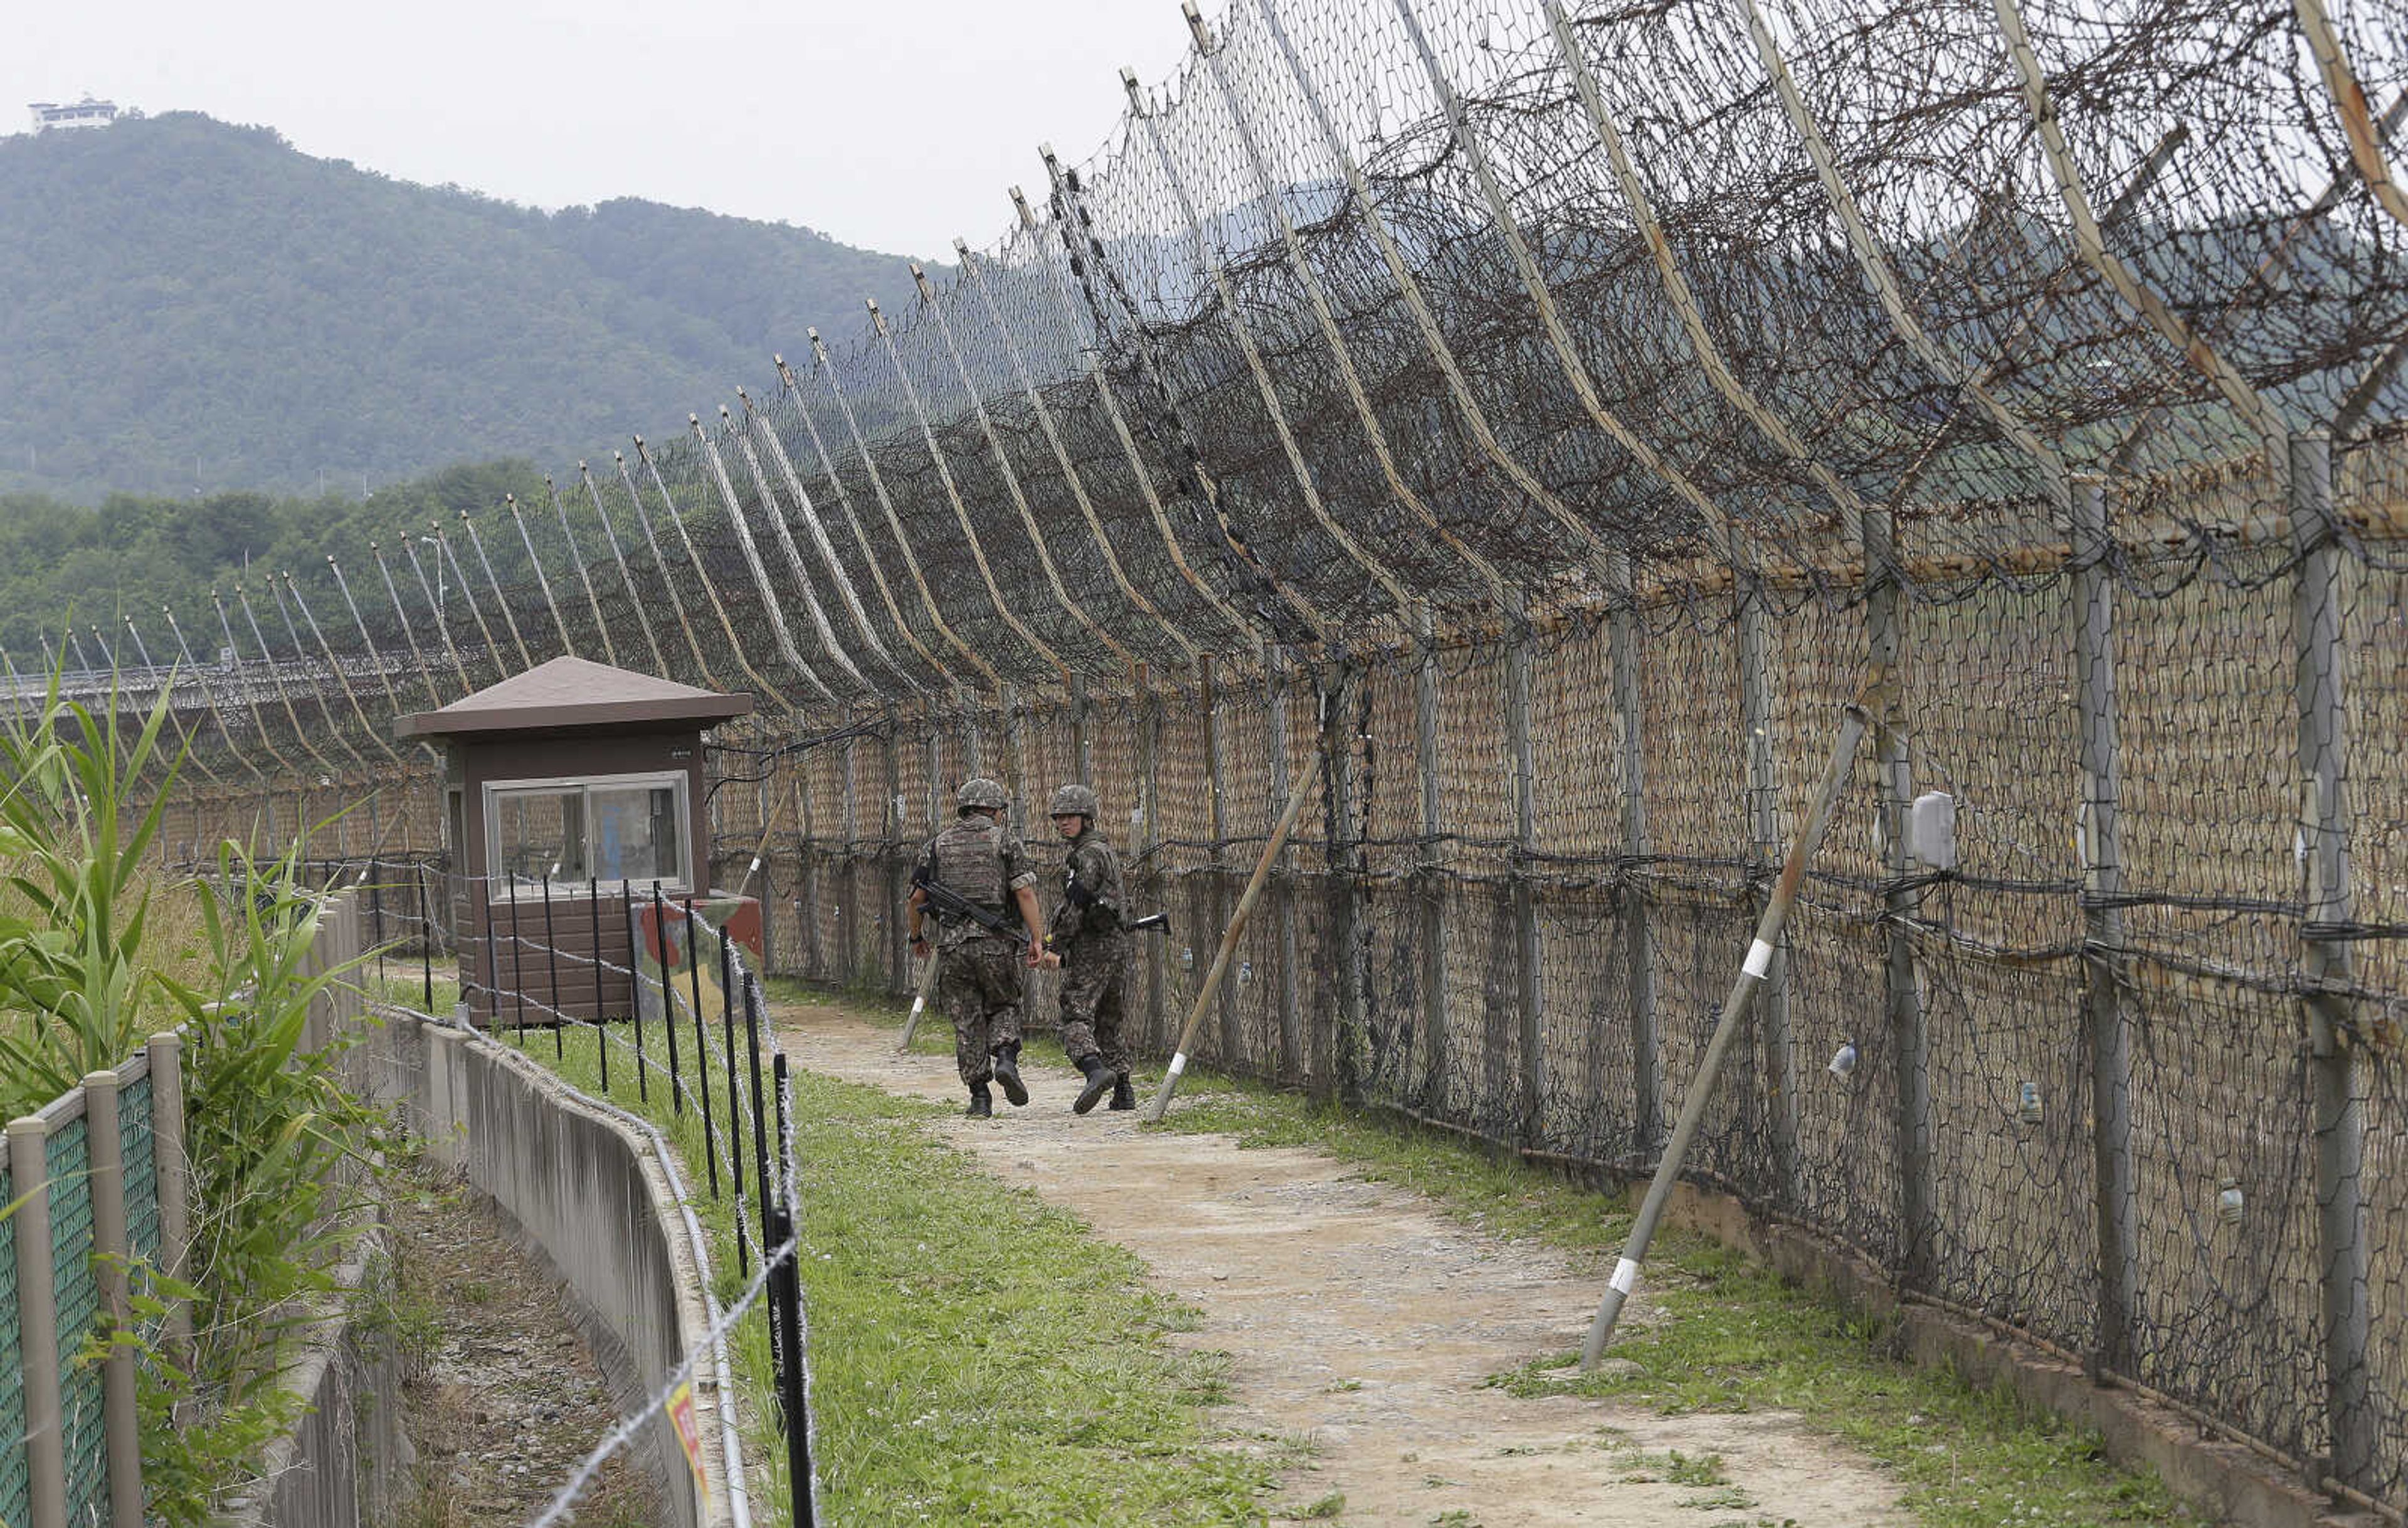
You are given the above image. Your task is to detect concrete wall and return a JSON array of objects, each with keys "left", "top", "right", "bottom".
[{"left": 224, "top": 1231, "right": 413, "bottom": 1528}]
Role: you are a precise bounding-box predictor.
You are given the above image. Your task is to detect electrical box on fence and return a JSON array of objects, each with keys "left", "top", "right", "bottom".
[{"left": 1909, "top": 791, "right": 1958, "bottom": 871}]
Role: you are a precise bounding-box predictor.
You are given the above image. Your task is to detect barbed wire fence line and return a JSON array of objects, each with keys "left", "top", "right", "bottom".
[{"left": 14, "top": 0, "right": 2408, "bottom": 1510}]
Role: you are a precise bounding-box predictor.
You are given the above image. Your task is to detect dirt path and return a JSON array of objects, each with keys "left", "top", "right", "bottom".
[{"left": 778, "top": 998, "right": 1911, "bottom": 1528}]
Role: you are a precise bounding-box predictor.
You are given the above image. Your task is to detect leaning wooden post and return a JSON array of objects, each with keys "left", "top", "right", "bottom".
[
  {"left": 2291, "top": 430, "right": 2374, "bottom": 1491},
  {"left": 83, "top": 1071, "right": 143, "bottom": 1528},
  {"left": 1413, "top": 607, "right": 1450, "bottom": 1111},
  {"left": 1737, "top": 576, "right": 1799, "bottom": 1205},
  {"left": 1582, "top": 679, "right": 1879, "bottom": 1365},
  {"left": 9, "top": 1110, "right": 68, "bottom": 1528},
  {"left": 1143, "top": 778, "right": 1319, "bottom": 1122}
]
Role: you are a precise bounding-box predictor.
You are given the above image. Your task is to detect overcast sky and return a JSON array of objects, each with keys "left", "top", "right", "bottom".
[{"left": 6, "top": 0, "right": 1198, "bottom": 260}]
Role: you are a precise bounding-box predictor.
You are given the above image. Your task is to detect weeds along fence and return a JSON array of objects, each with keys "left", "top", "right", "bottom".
[
  {"left": 3, "top": 1040, "right": 192, "bottom": 1528},
  {"left": 24, "top": 0, "right": 2408, "bottom": 1512}
]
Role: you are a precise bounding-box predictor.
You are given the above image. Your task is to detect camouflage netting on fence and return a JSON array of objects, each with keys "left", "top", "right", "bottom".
[{"left": 43, "top": 0, "right": 2408, "bottom": 1510}]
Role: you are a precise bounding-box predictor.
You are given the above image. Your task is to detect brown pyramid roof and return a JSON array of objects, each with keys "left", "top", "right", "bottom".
[{"left": 395, "top": 655, "right": 752, "bottom": 739}]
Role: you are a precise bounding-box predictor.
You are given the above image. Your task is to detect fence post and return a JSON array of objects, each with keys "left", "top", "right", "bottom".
[
  {"left": 799, "top": 754, "right": 822, "bottom": 981},
  {"left": 1492, "top": 598, "right": 1543, "bottom": 1142},
  {"left": 1866, "top": 508, "right": 1933, "bottom": 1285},
  {"left": 1201, "top": 654, "right": 1236, "bottom": 1063},
  {"left": 2291, "top": 430, "right": 2373, "bottom": 1492},
  {"left": 147, "top": 1033, "right": 193, "bottom": 1359},
  {"left": 1319, "top": 659, "right": 1365, "bottom": 1099},
  {"left": 1136, "top": 662, "right": 1166, "bottom": 1055},
  {"left": 959, "top": 682, "right": 984, "bottom": 780},
  {"left": 2071, "top": 474, "right": 2138, "bottom": 1381},
  {"left": 1610, "top": 556, "right": 1659, "bottom": 1154},
  {"left": 9, "top": 1112, "right": 67, "bottom": 1528},
  {"left": 842, "top": 734, "right": 862, "bottom": 986},
  {"left": 1267, "top": 645, "right": 1303, "bottom": 1081},
  {"left": 83, "top": 1071, "right": 141, "bottom": 1528},
  {"left": 1414, "top": 606, "right": 1450, "bottom": 1112},
  {"left": 1738, "top": 577, "right": 1798, "bottom": 1204},
  {"left": 1070, "top": 672, "right": 1093, "bottom": 785},
  {"left": 882, "top": 716, "right": 906, "bottom": 995}
]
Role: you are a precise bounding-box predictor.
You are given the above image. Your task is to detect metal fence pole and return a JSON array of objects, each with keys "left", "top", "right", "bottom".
[
  {"left": 1414, "top": 607, "right": 1450, "bottom": 1113},
  {"left": 2072, "top": 475, "right": 2138, "bottom": 1380},
  {"left": 1738, "top": 577, "right": 1798, "bottom": 1205},
  {"left": 1136, "top": 662, "right": 1166, "bottom": 1058},
  {"left": 1201, "top": 655, "right": 1235, "bottom": 1062},
  {"left": 83, "top": 1072, "right": 140, "bottom": 1528},
  {"left": 1610, "top": 557, "right": 1659, "bottom": 1153},
  {"left": 1070, "top": 672, "right": 1093, "bottom": 785},
  {"left": 799, "top": 754, "right": 822, "bottom": 982},
  {"left": 685, "top": 897, "right": 719, "bottom": 1197},
  {"left": 654, "top": 884, "right": 683, "bottom": 1116},
  {"left": 881, "top": 717, "right": 906, "bottom": 994},
  {"left": 8, "top": 1112, "right": 67, "bottom": 1528},
  {"left": 1505, "top": 594, "right": 1544, "bottom": 1142},
  {"left": 842, "top": 735, "right": 862, "bottom": 987},
  {"left": 1319, "top": 659, "right": 1365, "bottom": 1098},
  {"left": 1866, "top": 508, "right": 1933, "bottom": 1285},
  {"left": 1267, "top": 645, "right": 1302, "bottom": 1081},
  {"left": 624, "top": 879, "right": 648, "bottom": 1105},
  {"left": 2291, "top": 430, "right": 2374, "bottom": 1492}
]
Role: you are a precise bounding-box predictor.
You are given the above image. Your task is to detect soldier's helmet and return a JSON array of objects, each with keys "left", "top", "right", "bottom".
[
  {"left": 956, "top": 777, "right": 1010, "bottom": 812},
  {"left": 1048, "top": 783, "right": 1100, "bottom": 820}
]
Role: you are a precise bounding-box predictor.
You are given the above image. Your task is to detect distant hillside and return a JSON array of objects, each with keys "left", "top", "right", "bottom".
[{"left": 0, "top": 112, "right": 929, "bottom": 500}]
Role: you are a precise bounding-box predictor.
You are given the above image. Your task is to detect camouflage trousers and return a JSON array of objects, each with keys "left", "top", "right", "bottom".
[
  {"left": 1055, "top": 932, "right": 1133, "bottom": 1074},
  {"left": 939, "top": 938, "right": 1027, "bottom": 1088}
]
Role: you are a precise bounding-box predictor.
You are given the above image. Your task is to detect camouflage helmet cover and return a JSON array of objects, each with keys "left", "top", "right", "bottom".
[
  {"left": 956, "top": 777, "right": 1010, "bottom": 812},
  {"left": 1048, "top": 783, "right": 1100, "bottom": 819}
]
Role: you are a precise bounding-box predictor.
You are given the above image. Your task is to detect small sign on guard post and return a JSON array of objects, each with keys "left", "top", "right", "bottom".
[{"left": 668, "top": 1381, "right": 710, "bottom": 1500}]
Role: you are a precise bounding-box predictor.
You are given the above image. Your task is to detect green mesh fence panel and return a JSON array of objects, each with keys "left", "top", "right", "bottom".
[
  {"left": 0, "top": 1155, "right": 26, "bottom": 1528},
  {"left": 46, "top": 1119, "right": 109, "bottom": 1527},
  {"left": 121, "top": 1074, "right": 161, "bottom": 1266}
]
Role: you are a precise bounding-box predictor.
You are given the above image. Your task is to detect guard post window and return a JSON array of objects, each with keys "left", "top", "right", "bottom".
[{"left": 487, "top": 772, "right": 688, "bottom": 899}]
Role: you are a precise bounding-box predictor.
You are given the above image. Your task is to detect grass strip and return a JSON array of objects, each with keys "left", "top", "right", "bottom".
[
  {"left": 810, "top": 983, "right": 2205, "bottom": 1527},
  {"left": 529, "top": 1018, "right": 1276, "bottom": 1526}
]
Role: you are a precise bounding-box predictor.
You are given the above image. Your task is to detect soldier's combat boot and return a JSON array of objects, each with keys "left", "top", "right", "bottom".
[
  {"left": 1107, "top": 1073, "right": 1136, "bottom": 1112},
  {"left": 966, "top": 1083, "right": 993, "bottom": 1119},
  {"left": 1073, "top": 1054, "right": 1115, "bottom": 1115},
  {"left": 991, "top": 1042, "right": 1028, "bottom": 1106}
]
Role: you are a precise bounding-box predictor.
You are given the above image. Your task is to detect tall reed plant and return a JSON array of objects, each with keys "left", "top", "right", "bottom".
[{"left": 0, "top": 667, "right": 179, "bottom": 1114}]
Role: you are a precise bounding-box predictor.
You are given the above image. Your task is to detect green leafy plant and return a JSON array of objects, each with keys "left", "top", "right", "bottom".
[{"left": 0, "top": 664, "right": 179, "bottom": 1112}]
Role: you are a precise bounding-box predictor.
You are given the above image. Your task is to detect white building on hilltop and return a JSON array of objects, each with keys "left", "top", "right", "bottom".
[{"left": 28, "top": 97, "right": 119, "bottom": 132}]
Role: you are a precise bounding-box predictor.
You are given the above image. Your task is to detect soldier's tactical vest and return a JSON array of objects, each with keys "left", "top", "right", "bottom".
[{"left": 931, "top": 817, "right": 1009, "bottom": 911}]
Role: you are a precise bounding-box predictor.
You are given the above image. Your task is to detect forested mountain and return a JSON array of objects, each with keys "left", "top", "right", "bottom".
[{"left": 0, "top": 112, "right": 927, "bottom": 501}]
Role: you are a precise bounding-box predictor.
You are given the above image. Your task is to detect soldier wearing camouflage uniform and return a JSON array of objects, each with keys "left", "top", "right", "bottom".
[
  {"left": 1042, "top": 783, "right": 1137, "bottom": 1114},
  {"left": 908, "top": 778, "right": 1047, "bottom": 1118}
]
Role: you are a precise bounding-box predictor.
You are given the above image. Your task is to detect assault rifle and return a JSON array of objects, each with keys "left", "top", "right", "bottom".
[{"left": 911, "top": 866, "right": 1030, "bottom": 943}]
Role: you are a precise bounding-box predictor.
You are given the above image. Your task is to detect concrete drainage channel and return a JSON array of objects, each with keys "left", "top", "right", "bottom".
[{"left": 226, "top": 1011, "right": 747, "bottom": 1528}]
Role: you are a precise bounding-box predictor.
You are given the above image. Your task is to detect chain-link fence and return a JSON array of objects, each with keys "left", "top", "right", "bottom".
[{"left": 36, "top": 0, "right": 2408, "bottom": 1511}]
